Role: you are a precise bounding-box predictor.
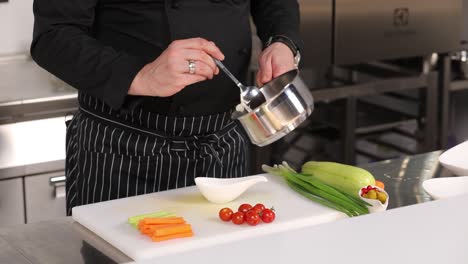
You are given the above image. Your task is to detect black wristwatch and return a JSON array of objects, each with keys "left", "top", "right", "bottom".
[{"left": 265, "top": 35, "right": 301, "bottom": 68}]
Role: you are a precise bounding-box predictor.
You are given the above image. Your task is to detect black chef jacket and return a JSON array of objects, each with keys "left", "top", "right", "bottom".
[{"left": 31, "top": 0, "right": 302, "bottom": 116}]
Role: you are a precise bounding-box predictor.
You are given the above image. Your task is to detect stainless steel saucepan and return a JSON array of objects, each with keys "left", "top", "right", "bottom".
[{"left": 232, "top": 69, "right": 314, "bottom": 147}]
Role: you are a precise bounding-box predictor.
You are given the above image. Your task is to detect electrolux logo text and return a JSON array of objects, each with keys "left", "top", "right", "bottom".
[
  {"left": 384, "top": 7, "right": 415, "bottom": 37},
  {"left": 393, "top": 8, "right": 409, "bottom": 27}
]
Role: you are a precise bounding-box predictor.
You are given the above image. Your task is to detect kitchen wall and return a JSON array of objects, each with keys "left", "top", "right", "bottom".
[{"left": 0, "top": 0, "right": 34, "bottom": 56}]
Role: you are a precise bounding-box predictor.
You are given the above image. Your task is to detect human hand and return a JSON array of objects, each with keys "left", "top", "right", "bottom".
[
  {"left": 129, "top": 38, "right": 224, "bottom": 97},
  {"left": 256, "top": 42, "right": 296, "bottom": 87}
]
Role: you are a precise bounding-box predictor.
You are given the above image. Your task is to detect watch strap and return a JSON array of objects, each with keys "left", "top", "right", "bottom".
[{"left": 265, "top": 35, "right": 299, "bottom": 56}]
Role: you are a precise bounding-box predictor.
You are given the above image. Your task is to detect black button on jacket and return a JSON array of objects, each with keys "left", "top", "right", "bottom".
[{"left": 31, "top": 0, "right": 302, "bottom": 116}]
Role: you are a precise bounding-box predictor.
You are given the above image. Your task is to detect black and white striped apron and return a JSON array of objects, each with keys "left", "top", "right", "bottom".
[{"left": 65, "top": 94, "right": 249, "bottom": 215}]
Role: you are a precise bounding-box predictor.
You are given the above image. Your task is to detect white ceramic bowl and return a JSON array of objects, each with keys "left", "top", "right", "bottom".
[
  {"left": 359, "top": 186, "right": 389, "bottom": 213},
  {"left": 422, "top": 176, "right": 468, "bottom": 200},
  {"left": 439, "top": 141, "right": 468, "bottom": 176},
  {"left": 194, "top": 176, "right": 268, "bottom": 204}
]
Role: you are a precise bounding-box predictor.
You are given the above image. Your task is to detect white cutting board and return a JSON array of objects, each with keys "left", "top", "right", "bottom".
[{"left": 72, "top": 173, "right": 345, "bottom": 261}]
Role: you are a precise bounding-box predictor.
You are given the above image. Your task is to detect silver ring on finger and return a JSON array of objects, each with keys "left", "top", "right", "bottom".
[{"left": 188, "top": 60, "right": 196, "bottom": 74}]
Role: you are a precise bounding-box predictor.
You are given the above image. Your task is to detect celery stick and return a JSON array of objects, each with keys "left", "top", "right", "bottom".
[{"left": 128, "top": 211, "right": 174, "bottom": 226}]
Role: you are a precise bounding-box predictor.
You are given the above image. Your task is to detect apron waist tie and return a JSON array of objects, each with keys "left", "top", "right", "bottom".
[
  {"left": 193, "top": 135, "right": 223, "bottom": 168},
  {"left": 79, "top": 106, "right": 237, "bottom": 169}
]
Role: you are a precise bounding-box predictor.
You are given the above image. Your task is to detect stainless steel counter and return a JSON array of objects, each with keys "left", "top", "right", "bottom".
[
  {"left": 0, "top": 219, "right": 130, "bottom": 264},
  {"left": 360, "top": 150, "right": 454, "bottom": 209},
  {"left": 0, "top": 151, "right": 455, "bottom": 264},
  {"left": 0, "top": 56, "right": 78, "bottom": 178},
  {"left": 0, "top": 56, "right": 78, "bottom": 124},
  {"left": 0, "top": 117, "right": 69, "bottom": 180},
  {"left": 0, "top": 55, "right": 76, "bottom": 106},
  {"left": 0, "top": 55, "right": 79, "bottom": 227},
  {"left": 0, "top": 236, "right": 32, "bottom": 264}
]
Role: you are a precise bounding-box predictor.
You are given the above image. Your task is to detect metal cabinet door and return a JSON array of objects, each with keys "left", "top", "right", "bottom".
[
  {"left": 334, "top": 0, "right": 462, "bottom": 65},
  {"left": 0, "top": 178, "right": 25, "bottom": 227},
  {"left": 298, "top": 0, "right": 333, "bottom": 69},
  {"left": 24, "top": 171, "right": 66, "bottom": 223}
]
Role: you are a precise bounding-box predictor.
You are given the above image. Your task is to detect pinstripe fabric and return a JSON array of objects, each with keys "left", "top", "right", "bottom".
[{"left": 65, "top": 94, "right": 249, "bottom": 215}]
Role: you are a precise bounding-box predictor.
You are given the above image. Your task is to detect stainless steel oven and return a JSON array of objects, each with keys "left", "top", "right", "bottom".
[
  {"left": 298, "top": 0, "right": 462, "bottom": 67},
  {"left": 334, "top": 0, "right": 462, "bottom": 65}
]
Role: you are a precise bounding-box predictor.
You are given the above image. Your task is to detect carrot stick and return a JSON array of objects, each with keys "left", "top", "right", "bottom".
[
  {"left": 139, "top": 224, "right": 177, "bottom": 235},
  {"left": 140, "top": 217, "right": 186, "bottom": 225},
  {"left": 152, "top": 224, "right": 192, "bottom": 237},
  {"left": 151, "top": 231, "right": 194, "bottom": 242}
]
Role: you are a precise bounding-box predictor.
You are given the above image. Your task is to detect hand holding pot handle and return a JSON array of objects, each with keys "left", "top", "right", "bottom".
[{"left": 256, "top": 42, "right": 296, "bottom": 87}]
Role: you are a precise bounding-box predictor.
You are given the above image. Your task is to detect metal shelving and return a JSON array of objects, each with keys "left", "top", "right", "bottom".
[{"left": 439, "top": 55, "right": 468, "bottom": 149}]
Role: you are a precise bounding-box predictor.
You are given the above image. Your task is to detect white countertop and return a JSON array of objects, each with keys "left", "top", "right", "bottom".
[{"left": 127, "top": 194, "right": 468, "bottom": 264}]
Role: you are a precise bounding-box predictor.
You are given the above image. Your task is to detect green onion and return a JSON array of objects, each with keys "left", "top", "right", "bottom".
[
  {"left": 262, "top": 164, "right": 370, "bottom": 217},
  {"left": 301, "top": 173, "right": 372, "bottom": 207},
  {"left": 287, "top": 174, "right": 365, "bottom": 216},
  {"left": 286, "top": 180, "right": 354, "bottom": 217},
  {"left": 292, "top": 173, "right": 369, "bottom": 214}
]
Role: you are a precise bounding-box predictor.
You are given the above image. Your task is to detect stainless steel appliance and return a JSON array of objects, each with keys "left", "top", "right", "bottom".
[
  {"left": 461, "top": 0, "right": 468, "bottom": 49},
  {"left": 297, "top": 0, "right": 333, "bottom": 69},
  {"left": 298, "top": 0, "right": 462, "bottom": 67}
]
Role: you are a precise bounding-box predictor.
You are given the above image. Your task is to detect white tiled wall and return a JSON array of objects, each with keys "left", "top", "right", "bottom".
[{"left": 0, "top": 0, "right": 34, "bottom": 56}]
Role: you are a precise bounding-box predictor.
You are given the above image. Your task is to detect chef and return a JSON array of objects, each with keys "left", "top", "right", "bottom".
[{"left": 31, "top": 0, "right": 302, "bottom": 214}]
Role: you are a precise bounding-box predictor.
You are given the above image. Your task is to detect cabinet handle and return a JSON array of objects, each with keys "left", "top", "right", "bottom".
[
  {"left": 50, "top": 176, "right": 66, "bottom": 199},
  {"left": 50, "top": 176, "right": 66, "bottom": 184}
]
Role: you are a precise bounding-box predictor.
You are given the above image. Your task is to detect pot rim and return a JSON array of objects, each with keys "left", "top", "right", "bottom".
[{"left": 236, "top": 69, "right": 301, "bottom": 117}]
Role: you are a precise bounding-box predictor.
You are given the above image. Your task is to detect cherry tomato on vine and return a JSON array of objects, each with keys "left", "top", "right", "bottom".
[
  {"left": 245, "top": 210, "right": 261, "bottom": 226},
  {"left": 261, "top": 209, "right": 276, "bottom": 223},
  {"left": 238, "top": 204, "right": 253, "bottom": 214},
  {"left": 231, "top": 212, "right": 245, "bottom": 225},
  {"left": 219, "top": 208, "right": 233, "bottom": 222}
]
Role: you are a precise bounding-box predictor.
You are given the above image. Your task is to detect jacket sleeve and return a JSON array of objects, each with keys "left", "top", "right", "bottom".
[
  {"left": 30, "top": 0, "right": 147, "bottom": 109},
  {"left": 250, "top": 0, "right": 303, "bottom": 52}
]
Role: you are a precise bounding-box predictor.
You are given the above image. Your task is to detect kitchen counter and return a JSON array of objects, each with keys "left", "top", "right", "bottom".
[
  {"left": 0, "top": 55, "right": 78, "bottom": 124},
  {"left": 359, "top": 150, "right": 454, "bottom": 209},
  {"left": 0, "top": 236, "right": 32, "bottom": 264},
  {"left": 0, "top": 56, "right": 78, "bottom": 179},
  {"left": 0, "top": 151, "right": 461, "bottom": 264}
]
